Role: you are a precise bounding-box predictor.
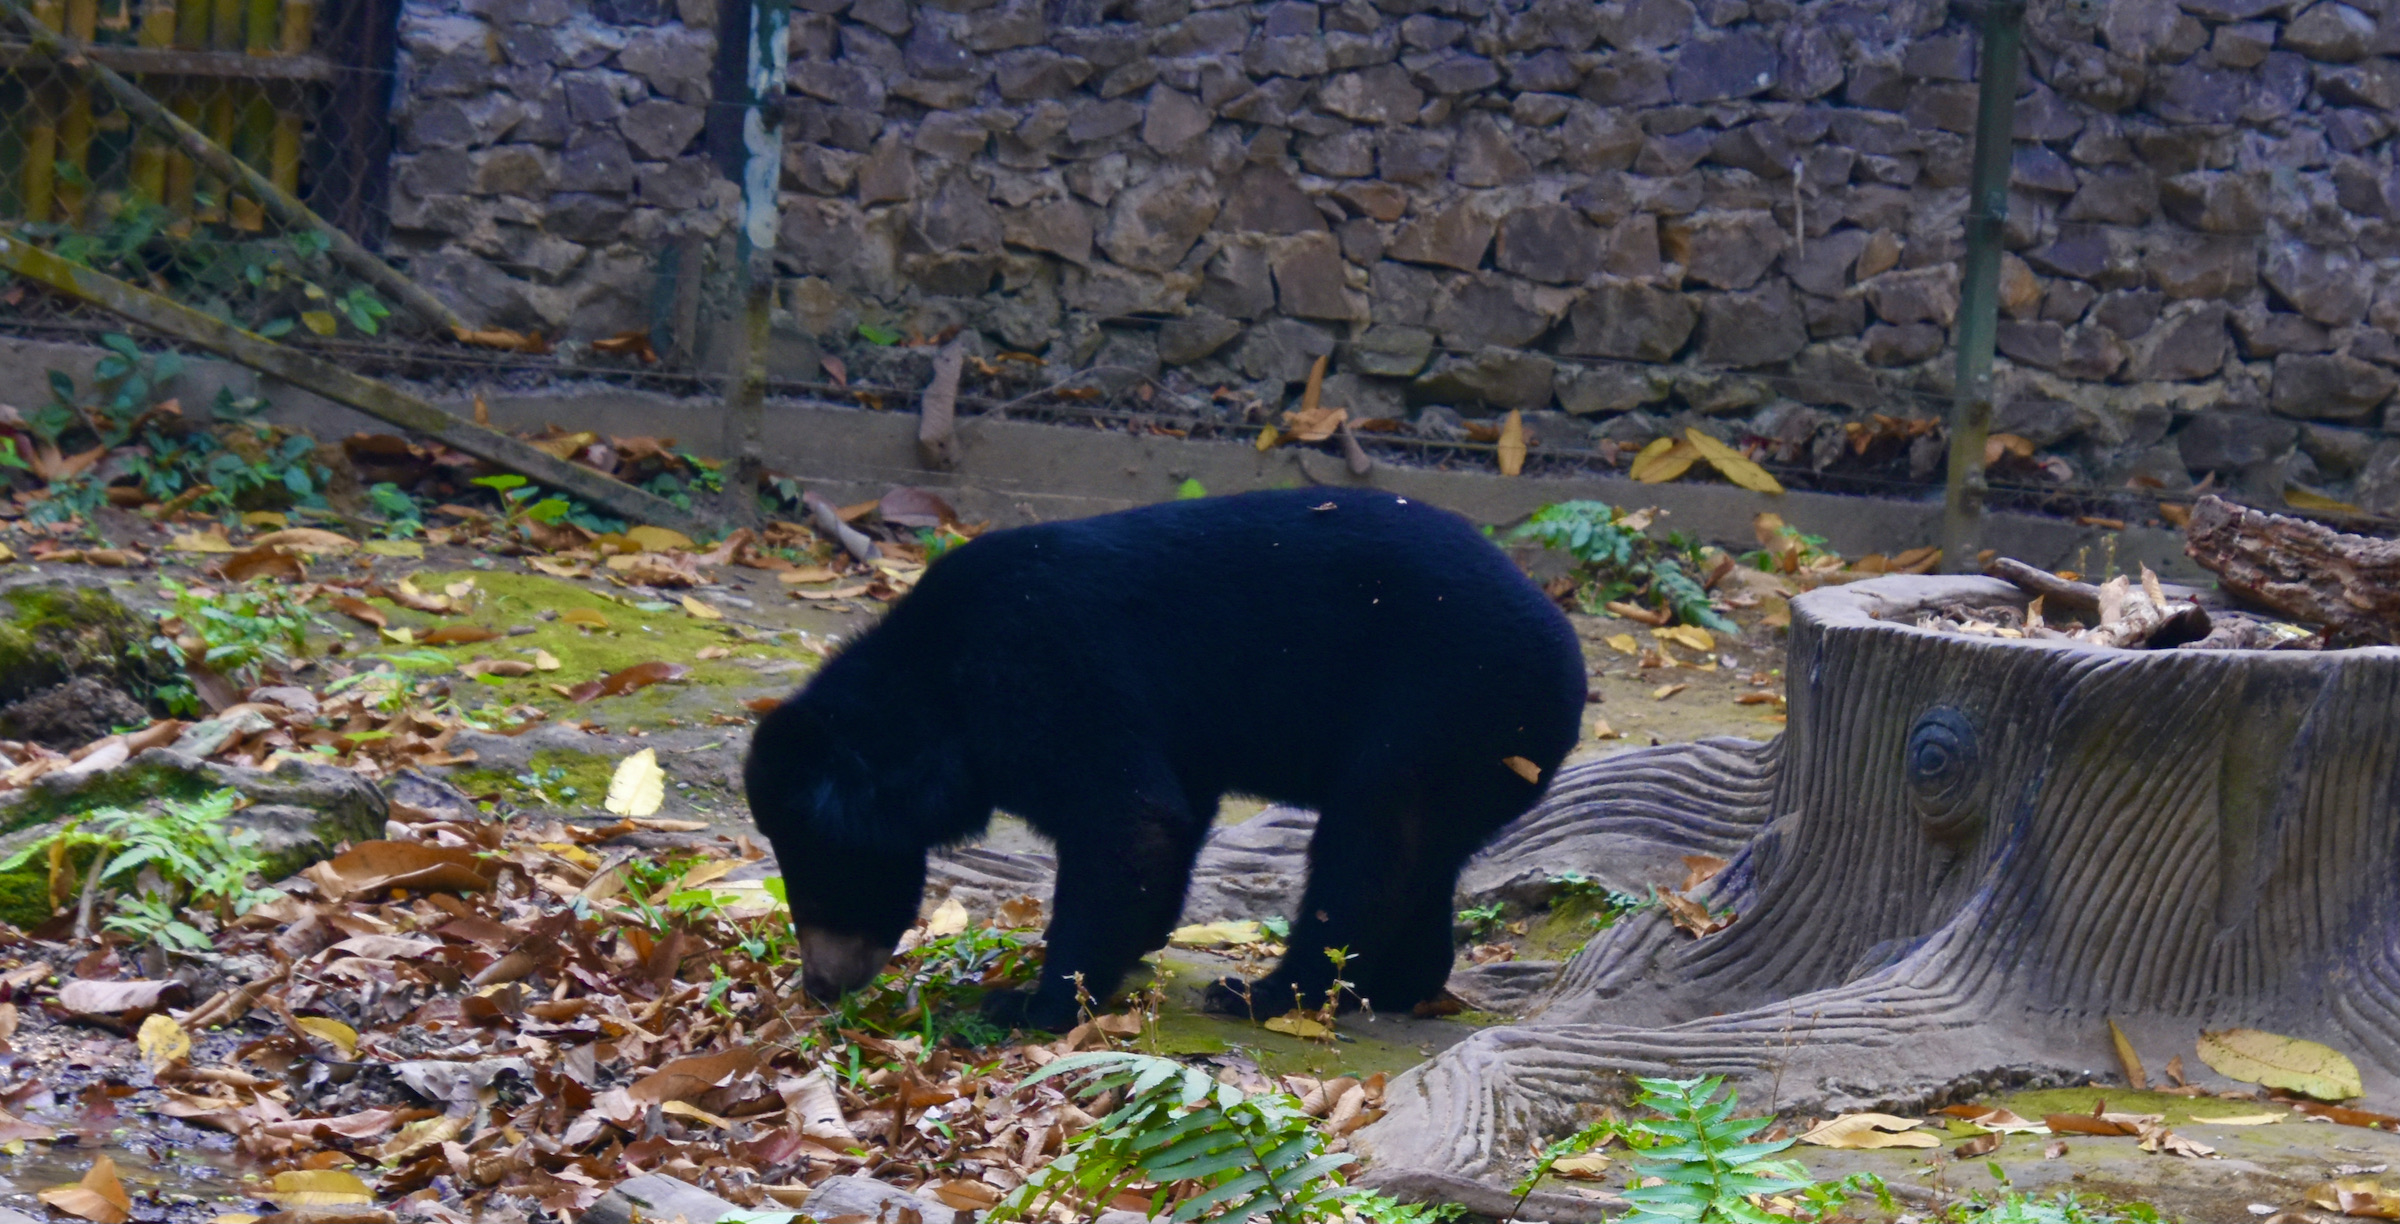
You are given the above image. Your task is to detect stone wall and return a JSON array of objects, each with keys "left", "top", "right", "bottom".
[{"left": 385, "top": 0, "right": 2400, "bottom": 514}]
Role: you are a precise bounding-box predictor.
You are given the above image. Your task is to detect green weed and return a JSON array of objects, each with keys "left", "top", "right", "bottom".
[
  {"left": 1508, "top": 502, "right": 1735, "bottom": 633},
  {"left": 0, "top": 789, "right": 281, "bottom": 953}
]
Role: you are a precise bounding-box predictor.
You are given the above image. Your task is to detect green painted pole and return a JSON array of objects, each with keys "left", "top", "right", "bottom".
[
  {"left": 1940, "top": 0, "right": 2025, "bottom": 573},
  {"left": 716, "top": 0, "right": 788, "bottom": 527}
]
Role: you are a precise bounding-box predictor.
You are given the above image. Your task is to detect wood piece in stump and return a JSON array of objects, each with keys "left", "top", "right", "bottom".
[
  {"left": 2186, "top": 494, "right": 2400, "bottom": 645},
  {"left": 1983, "top": 557, "right": 2211, "bottom": 647}
]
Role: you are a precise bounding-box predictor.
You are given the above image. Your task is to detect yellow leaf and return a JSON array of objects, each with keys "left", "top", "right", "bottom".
[
  {"left": 563, "top": 608, "right": 611, "bottom": 629},
  {"left": 1550, "top": 1153, "right": 1613, "bottom": 1180},
  {"left": 1169, "top": 920, "right": 1270, "bottom": 949},
  {"left": 2191, "top": 1112, "right": 2286, "bottom": 1126},
  {"left": 167, "top": 530, "right": 237, "bottom": 553},
  {"left": 1604, "top": 633, "right": 1639, "bottom": 655},
  {"left": 680, "top": 595, "right": 724, "bottom": 621},
  {"left": 371, "top": 1113, "right": 467, "bottom": 1164},
  {"left": 661, "top": 1100, "right": 734, "bottom": 1128},
  {"left": 605, "top": 748, "right": 666, "bottom": 818},
  {"left": 626, "top": 525, "right": 695, "bottom": 552},
  {"left": 2286, "top": 486, "right": 2364, "bottom": 515},
  {"left": 1300, "top": 352, "right": 1328, "bottom": 416},
  {"left": 136, "top": 1014, "right": 189, "bottom": 1071},
  {"left": 1501, "top": 755, "right": 1541, "bottom": 783},
  {"left": 1264, "top": 1012, "right": 1330, "bottom": 1039},
  {"left": 300, "top": 311, "right": 338, "bottom": 336},
  {"left": 1653, "top": 683, "right": 1689, "bottom": 700},
  {"left": 532, "top": 649, "right": 561, "bottom": 671},
  {"left": 1798, "top": 1113, "right": 1940, "bottom": 1149},
  {"left": 293, "top": 1016, "right": 359, "bottom": 1059},
  {"left": 1654, "top": 625, "right": 1715, "bottom": 653},
  {"left": 2196, "top": 1028, "right": 2363, "bottom": 1101},
  {"left": 262, "top": 1169, "right": 374, "bottom": 1207},
  {"left": 40, "top": 1155, "right": 131, "bottom": 1223},
  {"left": 1497, "top": 410, "right": 1526, "bottom": 478},
  {"left": 1630, "top": 437, "right": 1698, "bottom": 484},
  {"left": 379, "top": 626, "right": 415, "bottom": 645},
  {"left": 1592, "top": 718, "right": 1619, "bottom": 740},
  {"left": 211, "top": 1216, "right": 264, "bottom": 1224},
  {"left": 925, "top": 896, "right": 970, "bottom": 937},
  {"left": 362, "top": 539, "right": 425, "bottom": 559},
  {"left": 2108, "top": 1016, "right": 2147, "bottom": 1090},
  {"left": 1255, "top": 425, "right": 1281, "bottom": 452},
  {"left": 242, "top": 511, "right": 288, "bottom": 529},
  {"left": 1685, "top": 429, "right": 1785, "bottom": 495}
]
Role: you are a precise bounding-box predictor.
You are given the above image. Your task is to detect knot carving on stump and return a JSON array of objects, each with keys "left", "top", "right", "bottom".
[{"left": 1356, "top": 576, "right": 2400, "bottom": 1219}]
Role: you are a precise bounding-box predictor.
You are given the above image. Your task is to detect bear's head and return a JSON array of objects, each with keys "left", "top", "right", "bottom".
[{"left": 744, "top": 694, "right": 972, "bottom": 1005}]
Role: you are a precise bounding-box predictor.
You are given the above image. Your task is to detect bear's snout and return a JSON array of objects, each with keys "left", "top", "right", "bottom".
[{"left": 798, "top": 928, "right": 897, "bottom": 1003}]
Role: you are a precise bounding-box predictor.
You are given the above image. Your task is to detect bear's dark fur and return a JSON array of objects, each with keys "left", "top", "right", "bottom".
[{"left": 744, "top": 488, "right": 1586, "bottom": 1031}]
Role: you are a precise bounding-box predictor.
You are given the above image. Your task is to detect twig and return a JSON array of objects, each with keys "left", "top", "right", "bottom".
[
  {"left": 802, "top": 492, "right": 881, "bottom": 563},
  {"left": 917, "top": 341, "right": 964, "bottom": 470},
  {"left": 69, "top": 852, "right": 106, "bottom": 943}
]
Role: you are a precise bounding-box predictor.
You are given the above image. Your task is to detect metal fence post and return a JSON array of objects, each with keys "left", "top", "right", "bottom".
[
  {"left": 716, "top": 0, "right": 788, "bottom": 528},
  {"left": 1940, "top": 0, "right": 2025, "bottom": 573}
]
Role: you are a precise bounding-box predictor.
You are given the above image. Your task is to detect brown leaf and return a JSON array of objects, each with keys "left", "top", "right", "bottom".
[
  {"left": 328, "top": 596, "right": 387, "bottom": 629},
  {"left": 2109, "top": 1016, "right": 2147, "bottom": 1090},
  {"left": 250, "top": 528, "right": 358, "bottom": 555},
  {"left": 301, "top": 842, "right": 498, "bottom": 901},
  {"left": 419, "top": 625, "right": 502, "bottom": 646},
  {"left": 879, "top": 487, "right": 958, "bottom": 529},
  {"left": 454, "top": 327, "right": 550, "bottom": 354},
  {"left": 592, "top": 330, "right": 660, "bottom": 364},
  {"left": 1678, "top": 855, "right": 1728, "bottom": 892},
  {"left": 572, "top": 661, "right": 690, "bottom": 703},
  {"left": 39, "top": 1155, "right": 131, "bottom": 1224},
  {"left": 822, "top": 356, "right": 848, "bottom": 388},
  {"left": 629, "top": 1047, "right": 765, "bottom": 1105},
  {"left": 1497, "top": 411, "right": 1527, "bottom": 478},
  {"left": 2044, "top": 1113, "right": 2142, "bottom": 1136},
  {"left": 216, "top": 546, "right": 307, "bottom": 583},
  {"left": 743, "top": 696, "right": 781, "bottom": 714},
  {"left": 0, "top": 1105, "right": 56, "bottom": 1143},
  {"left": 1954, "top": 1131, "right": 2002, "bottom": 1157},
  {"left": 55, "top": 979, "right": 187, "bottom": 1026},
  {"left": 459, "top": 659, "right": 535, "bottom": 679},
  {"left": 1659, "top": 889, "right": 1732, "bottom": 936},
  {"left": 1606, "top": 600, "right": 1672, "bottom": 627}
]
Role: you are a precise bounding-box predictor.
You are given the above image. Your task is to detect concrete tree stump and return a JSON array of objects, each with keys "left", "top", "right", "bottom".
[{"left": 1356, "top": 576, "right": 2400, "bottom": 1218}]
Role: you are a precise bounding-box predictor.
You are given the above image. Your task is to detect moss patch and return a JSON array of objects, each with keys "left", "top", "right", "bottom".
[
  {"left": 0, "top": 583, "right": 176, "bottom": 708},
  {"left": 1994, "top": 1087, "right": 2300, "bottom": 1127},
  {"left": 1520, "top": 893, "right": 1645, "bottom": 961},
  {"left": 1135, "top": 956, "right": 1446, "bottom": 1081},
  {"left": 452, "top": 747, "right": 622, "bottom": 809},
  {"left": 348, "top": 569, "right": 818, "bottom": 719}
]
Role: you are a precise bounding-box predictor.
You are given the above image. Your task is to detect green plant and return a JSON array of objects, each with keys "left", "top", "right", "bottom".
[
  {"left": 1508, "top": 502, "right": 1736, "bottom": 633},
  {"left": 1456, "top": 901, "right": 1505, "bottom": 941},
  {"left": 1345, "top": 1194, "right": 1465, "bottom": 1224},
  {"left": 367, "top": 483, "right": 425, "bottom": 536},
  {"left": 0, "top": 790, "right": 282, "bottom": 952},
  {"left": 153, "top": 578, "right": 326, "bottom": 689},
  {"left": 858, "top": 323, "right": 902, "bottom": 346},
  {"left": 1546, "top": 872, "right": 1652, "bottom": 929},
  {"left": 1745, "top": 520, "right": 1835, "bottom": 574},
  {"left": 1507, "top": 1076, "right": 1886, "bottom": 1224},
  {"left": 990, "top": 1051, "right": 1358, "bottom": 1224},
  {"left": 1176, "top": 478, "right": 1208, "bottom": 500},
  {"left": 48, "top": 201, "right": 391, "bottom": 341}
]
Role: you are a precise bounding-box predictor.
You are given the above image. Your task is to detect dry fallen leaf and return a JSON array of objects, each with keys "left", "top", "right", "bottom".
[
  {"left": 1653, "top": 683, "right": 1689, "bottom": 701},
  {"left": 2196, "top": 1027, "right": 2364, "bottom": 1102},
  {"left": 260, "top": 1169, "right": 374, "bottom": 1207},
  {"left": 1500, "top": 755, "right": 1541, "bottom": 783},
  {"left": 302, "top": 841, "right": 497, "bottom": 901},
  {"left": 626, "top": 525, "right": 696, "bottom": 552},
  {"left": 40, "top": 1155, "right": 132, "bottom": 1223},
  {"left": 293, "top": 1016, "right": 359, "bottom": 1059},
  {"left": 1797, "top": 1113, "right": 1939, "bottom": 1149},
  {"left": 1685, "top": 428, "right": 1784, "bottom": 495},
  {"left": 2311, "top": 1177, "right": 2400, "bottom": 1219},
  {"left": 1630, "top": 437, "right": 1698, "bottom": 484},
  {"left": 1604, "top": 633, "right": 1638, "bottom": 655},
  {"left": 924, "top": 896, "right": 970, "bottom": 938},
  {"left": 563, "top": 608, "right": 611, "bottom": 629},
  {"left": 1954, "top": 1131, "right": 2002, "bottom": 1157},
  {"left": 1264, "top": 1012, "right": 1330, "bottom": 1040},
  {"left": 531, "top": 649, "right": 561, "bottom": 671},
  {"left": 681, "top": 595, "right": 724, "bottom": 620},
  {"left": 1497, "top": 410, "right": 1526, "bottom": 478},
  {"left": 1549, "top": 1152, "right": 1613, "bottom": 1179},
  {"left": 2109, "top": 1016, "right": 2148, "bottom": 1090},
  {"left": 605, "top": 749, "right": 666, "bottom": 817},
  {"left": 1169, "top": 921, "right": 1271, "bottom": 949},
  {"left": 136, "top": 1014, "right": 189, "bottom": 1072}
]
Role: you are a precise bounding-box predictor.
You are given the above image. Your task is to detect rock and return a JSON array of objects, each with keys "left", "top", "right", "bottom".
[
  {"left": 1556, "top": 363, "right": 1671, "bottom": 415},
  {"left": 1099, "top": 171, "right": 1219, "bottom": 272},
  {"left": 2062, "top": 166, "right": 2158, "bottom": 225},
  {"left": 1786, "top": 345, "right": 1882, "bottom": 410},
  {"left": 1996, "top": 320, "right": 2067, "bottom": 370},
  {"left": 619, "top": 99, "right": 704, "bottom": 161},
  {"left": 1560, "top": 104, "right": 1643, "bottom": 172},
  {"left": 2233, "top": 309, "right": 2333, "bottom": 358},
  {"left": 1335, "top": 181, "right": 1409, "bottom": 223},
  {"left": 1670, "top": 29, "right": 1777, "bottom": 102},
  {"left": 993, "top": 50, "right": 1094, "bottom": 101},
  {"left": 1200, "top": 244, "right": 1276, "bottom": 319},
  {"left": 1386, "top": 203, "right": 1494, "bottom": 271},
  {"left": 2319, "top": 60, "right": 2400, "bottom": 109},
  {"left": 1235, "top": 317, "right": 1340, "bottom": 383},
  {"left": 1451, "top": 114, "right": 1533, "bottom": 187},
  {"left": 615, "top": 27, "right": 713, "bottom": 104},
  {"left": 801, "top": 1177, "right": 959, "bottom": 1224},
  {"left": 1318, "top": 64, "right": 1425, "bottom": 124},
  {"left": 2124, "top": 301, "right": 2231, "bottom": 382},
  {"left": 556, "top": 129, "right": 634, "bottom": 193},
  {"left": 1414, "top": 52, "right": 1503, "bottom": 95},
  {"left": 1001, "top": 199, "right": 1092, "bottom": 264},
  {"left": 2160, "top": 171, "right": 2267, "bottom": 234},
  {"left": 1563, "top": 280, "right": 1696, "bottom": 362},
  {"left": 1301, "top": 129, "right": 1378, "bottom": 178},
  {"left": 1377, "top": 128, "right": 1454, "bottom": 185},
  {"left": 2059, "top": 325, "right": 2130, "bottom": 381},
  {"left": 1781, "top": 229, "right": 1872, "bottom": 297},
  {"left": 1495, "top": 205, "right": 1603, "bottom": 285},
  {"left": 1865, "top": 322, "right": 1945, "bottom": 366},
  {"left": 1697, "top": 283, "right": 1809, "bottom": 368},
  {"left": 2271, "top": 352, "right": 2397, "bottom": 420},
  {"left": 1348, "top": 324, "right": 1436, "bottom": 377},
  {"left": 1157, "top": 311, "right": 1244, "bottom": 365},
  {"left": 2176, "top": 410, "right": 2298, "bottom": 472},
  {"left": 1661, "top": 211, "right": 1784, "bottom": 291},
  {"left": 1412, "top": 347, "right": 1557, "bottom": 413},
  {"left": 1271, "top": 233, "right": 1354, "bottom": 320},
  {"left": 597, "top": 1174, "right": 748, "bottom": 1224},
  {"left": 1862, "top": 266, "right": 1959, "bottom": 328},
  {"left": 2150, "top": 234, "right": 2256, "bottom": 300},
  {"left": 1217, "top": 166, "right": 1326, "bottom": 236},
  {"left": 2262, "top": 243, "right": 2372, "bottom": 327},
  {"left": 0, "top": 676, "right": 145, "bottom": 751},
  {"left": 0, "top": 580, "right": 178, "bottom": 720},
  {"left": 2283, "top": 2, "right": 2376, "bottom": 61},
  {"left": 1142, "top": 85, "right": 1212, "bottom": 151},
  {"left": 1597, "top": 0, "right": 1696, "bottom": 50},
  {"left": 1431, "top": 273, "right": 1554, "bottom": 349}
]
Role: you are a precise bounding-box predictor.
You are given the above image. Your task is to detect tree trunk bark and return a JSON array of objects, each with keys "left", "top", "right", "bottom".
[{"left": 2186, "top": 494, "right": 2400, "bottom": 645}]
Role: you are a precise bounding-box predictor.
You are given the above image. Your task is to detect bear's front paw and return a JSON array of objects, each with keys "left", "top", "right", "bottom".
[{"left": 980, "top": 988, "right": 1079, "bottom": 1034}]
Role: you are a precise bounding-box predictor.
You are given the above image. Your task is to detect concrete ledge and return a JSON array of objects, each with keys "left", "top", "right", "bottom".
[{"left": 0, "top": 334, "right": 2200, "bottom": 578}]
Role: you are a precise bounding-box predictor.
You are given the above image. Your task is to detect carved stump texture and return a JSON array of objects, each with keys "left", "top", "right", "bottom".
[{"left": 1356, "top": 576, "right": 2400, "bottom": 1217}]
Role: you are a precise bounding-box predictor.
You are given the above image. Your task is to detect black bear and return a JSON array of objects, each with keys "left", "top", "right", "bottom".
[{"left": 744, "top": 488, "right": 1586, "bottom": 1031}]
